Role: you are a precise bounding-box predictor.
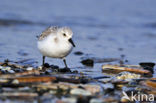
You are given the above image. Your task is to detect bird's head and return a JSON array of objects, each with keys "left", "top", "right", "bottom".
[{"left": 57, "top": 27, "right": 75, "bottom": 47}]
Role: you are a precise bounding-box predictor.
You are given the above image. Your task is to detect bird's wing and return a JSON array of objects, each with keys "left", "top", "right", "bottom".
[{"left": 38, "top": 26, "right": 58, "bottom": 41}]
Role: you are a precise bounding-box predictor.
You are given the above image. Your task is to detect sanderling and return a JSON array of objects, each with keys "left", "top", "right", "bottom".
[{"left": 37, "top": 26, "right": 75, "bottom": 68}]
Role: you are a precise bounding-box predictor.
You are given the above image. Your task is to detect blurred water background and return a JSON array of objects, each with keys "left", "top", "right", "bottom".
[{"left": 0, "top": 0, "right": 156, "bottom": 77}]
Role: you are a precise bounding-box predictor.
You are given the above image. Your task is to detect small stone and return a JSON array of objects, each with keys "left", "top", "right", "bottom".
[
  {"left": 49, "top": 90, "right": 56, "bottom": 94},
  {"left": 90, "top": 98, "right": 103, "bottom": 103},
  {"left": 4, "top": 67, "right": 11, "bottom": 71},
  {"left": 8, "top": 70, "right": 15, "bottom": 73},
  {"left": 43, "top": 63, "right": 50, "bottom": 68},
  {"left": 139, "top": 62, "right": 155, "bottom": 73},
  {"left": 1, "top": 70, "right": 6, "bottom": 74},
  {"left": 50, "top": 65, "right": 59, "bottom": 69},
  {"left": 74, "top": 51, "right": 83, "bottom": 56},
  {"left": 0, "top": 66, "right": 3, "bottom": 69},
  {"left": 26, "top": 67, "right": 33, "bottom": 71},
  {"left": 77, "top": 96, "right": 91, "bottom": 103},
  {"left": 70, "top": 88, "right": 92, "bottom": 96},
  {"left": 38, "top": 66, "right": 43, "bottom": 70},
  {"left": 59, "top": 67, "right": 71, "bottom": 73},
  {"left": 81, "top": 59, "right": 94, "bottom": 67},
  {"left": 116, "top": 72, "right": 141, "bottom": 81},
  {"left": 18, "top": 87, "right": 30, "bottom": 91},
  {"left": 14, "top": 68, "right": 23, "bottom": 72},
  {"left": 45, "top": 69, "right": 52, "bottom": 74},
  {"left": 12, "top": 79, "right": 19, "bottom": 84},
  {"left": 101, "top": 83, "right": 114, "bottom": 90},
  {"left": 62, "top": 97, "right": 77, "bottom": 103},
  {"left": 72, "top": 70, "right": 78, "bottom": 73}
]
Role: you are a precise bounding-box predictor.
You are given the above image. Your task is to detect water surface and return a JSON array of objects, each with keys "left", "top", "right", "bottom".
[{"left": 0, "top": 0, "right": 156, "bottom": 77}]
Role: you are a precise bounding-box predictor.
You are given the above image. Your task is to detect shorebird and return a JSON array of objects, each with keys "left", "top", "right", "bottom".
[{"left": 37, "top": 26, "right": 75, "bottom": 68}]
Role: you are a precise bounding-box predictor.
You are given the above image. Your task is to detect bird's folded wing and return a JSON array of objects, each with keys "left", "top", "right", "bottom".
[{"left": 38, "top": 26, "right": 58, "bottom": 41}]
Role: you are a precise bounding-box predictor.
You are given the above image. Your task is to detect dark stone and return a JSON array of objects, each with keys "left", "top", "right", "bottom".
[
  {"left": 50, "top": 65, "right": 59, "bottom": 69},
  {"left": 78, "top": 86, "right": 85, "bottom": 89},
  {"left": 74, "top": 51, "right": 83, "bottom": 56},
  {"left": 14, "top": 68, "right": 24, "bottom": 72},
  {"left": 125, "top": 59, "right": 129, "bottom": 63},
  {"left": 150, "top": 80, "right": 156, "bottom": 82},
  {"left": 81, "top": 59, "right": 94, "bottom": 67},
  {"left": 58, "top": 67, "right": 71, "bottom": 73},
  {"left": 43, "top": 63, "right": 50, "bottom": 68},
  {"left": 72, "top": 70, "right": 78, "bottom": 73},
  {"left": 45, "top": 69, "right": 52, "bottom": 75},
  {"left": 139, "top": 62, "right": 155, "bottom": 73},
  {"left": 77, "top": 96, "right": 91, "bottom": 103},
  {"left": 118, "top": 48, "right": 124, "bottom": 51},
  {"left": 1, "top": 70, "right": 6, "bottom": 74}
]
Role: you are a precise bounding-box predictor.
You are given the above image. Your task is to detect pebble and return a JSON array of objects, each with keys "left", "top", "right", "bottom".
[
  {"left": 74, "top": 51, "right": 83, "bottom": 56},
  {"left": 58, "top": 67, "right": 71, "bottom": 73},
  {"left": 116, "top": 72, "right": 141, "bottom": 81},
  {"left": 77, "top": 96, "right": 91, "bottom": 103},
  {"left": 0, "top": 66, "right": 3, "bottom": 69},
  {"left": 90, "top": 98, "right": 103, "bottom": 103},
  {"left": 12, "top": 79, "right": 19, "bottom": 84},
  {"left": 62, "top": 97, "right": 76, "bottom": 103},
  {"left": 81, "top": 59, "right": 94, "bottom": 67},
  {"left": 45, "top": 69, "right": 52, "bottom": 74},
  {"left": 101, "top": 83, "right": 114, "bottom": 90},
  {"left": 70, "top": 88, "right": 92, "bottom": 96},
  {"left": 14, "top": 68, "right": 24, "bottom": 72},
  {"left": 43, "top": 63, "right": 50, "bottom": 68},
  {"left": 38, "top": 66, "right": 43, "bottom": 70},
  {"left": 8, "top": 70, "right": 15, "bottom": 73},
  {"left": 4, "top": 67, "right": 11, "bottom": 71},
  {"left": 26, "top": 67, "right": 33, "bottom": 71},
  {"left": 139, "top": 62, "right": 155, "bottom": 73},
  {"left": 50, "top": 65, "right": 59, "bottom": 69}
]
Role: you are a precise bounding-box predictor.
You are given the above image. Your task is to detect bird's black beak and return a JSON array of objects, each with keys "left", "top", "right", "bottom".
[{"left": 69, "top": 38, "right": 75, "bottom": 47}]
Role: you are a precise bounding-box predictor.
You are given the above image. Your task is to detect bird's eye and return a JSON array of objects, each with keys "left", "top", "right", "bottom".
[{"left": 63, "top": 33, "right": 66, "bottom": 37}]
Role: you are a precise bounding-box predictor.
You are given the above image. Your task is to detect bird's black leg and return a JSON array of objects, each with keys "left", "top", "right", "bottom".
[
  {"left": 42, "top": 56, "right": 45, "bottom": 66},
  {"left": 63, "top": 58, "right": 68, "bottom": 68}
]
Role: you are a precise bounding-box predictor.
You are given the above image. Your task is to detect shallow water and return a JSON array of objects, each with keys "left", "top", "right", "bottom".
[{"left": 0, "top": 0, "right": 156, "bottom": 77}]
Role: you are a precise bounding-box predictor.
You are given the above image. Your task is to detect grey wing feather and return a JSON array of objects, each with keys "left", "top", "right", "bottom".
[{"left": 38, "top": 26, "right": 58, "bottom": 40}]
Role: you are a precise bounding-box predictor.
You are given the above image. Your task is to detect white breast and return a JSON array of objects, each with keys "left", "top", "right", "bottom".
[{"left": 37, "top": 35, "right": 73, "bottom": 58}]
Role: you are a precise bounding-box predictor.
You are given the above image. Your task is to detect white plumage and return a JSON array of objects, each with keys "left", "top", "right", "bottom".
[{"left": 37, "top": 26, "right": 75, "bottom": 67}]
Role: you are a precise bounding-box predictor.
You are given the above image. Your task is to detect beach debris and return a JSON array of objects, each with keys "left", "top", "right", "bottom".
[
  {"left": 0, "top": 92, "right": 38, "bottom": 97},
  {"left": 101, "top": 83, "right": 114, "bottom": 90},
  {"left": 139, "top": 62, "right": 155, "bottom": 73},
  {"left": 77, "top": 95, "right": 91, "bottom": 103},
  {"left": 81, "top": 59, "right": 94, "bottom": 67},
  {"left": 145, "top": 78, "right": 156, "bottom": 89},
  {"left": 26, "top": 67, "right": 34, "bottom": 71},
  {"left": 60, "top": 97, "right": 77, "bottom": 103},
  {"left": 102, "top": 64, "right": 151, "bottom": 76},
  {"left": 13, "top": 76, "right": 57, "bottom": 83},
  {"left": 70, "top": 88, "right": 92, "bottom": 96},
  {"left": 90, "top": 98, "right": 103, "bottom": 103},
  {"left": 0, "top": 61, "right": 26, "bottom": 69},
  {"left": 33, "top": 82, "right": 101, "bottom": 95},
  {"left": 0, "top": 60, "right": 155, "bottom": 103},
  {"left": 0, "top": 70, "right": 40, "bottom": 79},
  {"left": 116, "top": 72, "right": 141, "bottom": 81}
]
